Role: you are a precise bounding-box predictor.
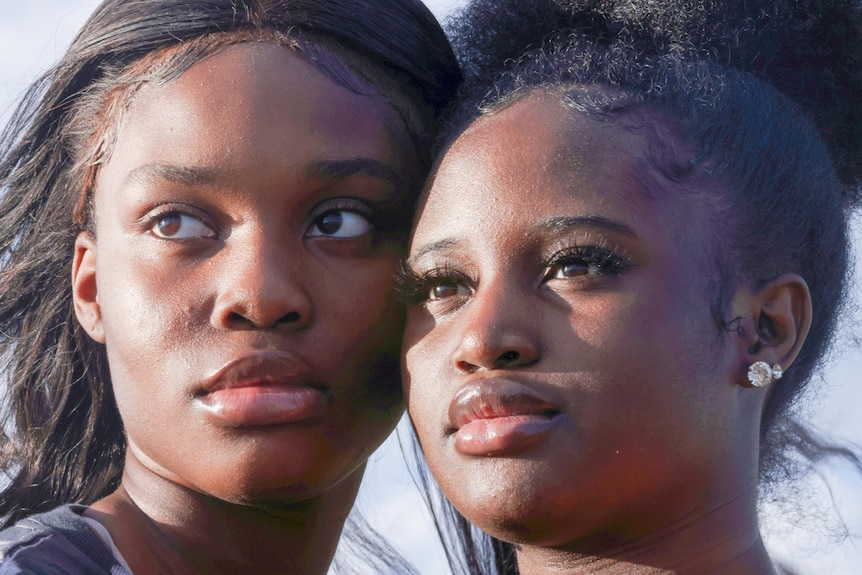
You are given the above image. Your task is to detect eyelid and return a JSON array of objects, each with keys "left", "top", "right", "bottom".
[
  {"left": 141, "top": 203, "right": 219, "bottom": 240},
  {"left": 540, "top": 243, "right": 628, "bottom": 283},
  {"left": 304, "top": 197, "right": 378, "bottom": 237},
  {"left": 306, "top": 197, "right": 376, "bottom": 224},
  {"left": 395, "top": 261, "right": 474, "bottom": 306}
]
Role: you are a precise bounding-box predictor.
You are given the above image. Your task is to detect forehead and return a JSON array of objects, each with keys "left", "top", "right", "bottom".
[
  {"left": 411, "top": 92, "right": 716, "bottom": 265},
  {"left": 414, "top": 95, "right": 648, "bottom": 240},
  {"left": 91, "top": 41, "right": 407, "bottom": 203}
]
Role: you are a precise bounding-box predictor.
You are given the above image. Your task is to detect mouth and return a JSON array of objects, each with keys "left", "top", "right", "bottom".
[
  {"left": 195, "top": 351, "right": 330, "bottom": 427},
  {"left": 447, "top": 379, "right": 562, "bottom": 456}
]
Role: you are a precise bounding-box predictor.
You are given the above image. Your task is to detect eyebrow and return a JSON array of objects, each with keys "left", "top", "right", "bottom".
[
  {"left": 307, "top": 158, "right": 402, "bottom": 186},
  {"left": 408, "top": 215, "right": 637, "bottom": 263},
  {"left": 538, "top": 215, "right": 637, "bottom": 237},
  {"left": 123, "top": 157, "right": 401, "bottom": 189},
  {"left": 125, "top": 164, "right": 222, "bottom": 188},
  {"left": 406, "top": 238, "right": 462, "bottom": 263}
]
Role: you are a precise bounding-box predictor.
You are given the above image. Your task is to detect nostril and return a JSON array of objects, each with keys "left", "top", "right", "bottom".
[
  {"left": 227, "top": 311, "right": 247, "bottom": 325},
  {"left": 455, "top": 360, "right": 480, "bottom": 374},
  {"left": 278, "top": 311, "right": 301, "bottom": 324},
  {"left": 225, "top": 310, "right": 303, "bottom": 329},
  {"left": 498, "top": 350, "right": 520, "bottom": 363}
]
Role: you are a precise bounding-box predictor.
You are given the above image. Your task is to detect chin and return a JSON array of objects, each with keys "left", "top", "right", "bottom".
[
  {"left": 215, "top": 465, "right": 365, "bottom": 510},
  {"left": 459, "top": 499, "right": 560, "bottom": 545},
  {"left": 439, "top": 457, "right": 603, "bottom": 548},
  {"left": 196, "top": 442, "right": 365, "bottom": 507}
]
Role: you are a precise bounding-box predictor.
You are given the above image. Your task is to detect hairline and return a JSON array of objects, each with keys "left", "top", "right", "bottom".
[{"left": 71, "top": 30, "right": 424, "bottom": 230}]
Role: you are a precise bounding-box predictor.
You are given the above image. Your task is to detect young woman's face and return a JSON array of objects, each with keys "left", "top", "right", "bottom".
[
  {"left": 74, "top": 43, "right": 410, "bottom": 504},
  {"left": 403, "top": 94, "right": 751, "bottom": 548}
]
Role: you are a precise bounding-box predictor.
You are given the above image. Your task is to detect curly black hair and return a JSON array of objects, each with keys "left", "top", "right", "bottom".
[{"left": 449, "top": 0, "right": 862, "bottom": 193}]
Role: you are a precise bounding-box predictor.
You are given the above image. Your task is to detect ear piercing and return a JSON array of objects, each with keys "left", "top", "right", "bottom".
[{"left": 747, "top": 361, "right": 783, "bottom": 388}]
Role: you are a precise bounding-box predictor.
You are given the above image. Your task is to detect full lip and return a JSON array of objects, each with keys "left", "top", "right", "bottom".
[
  {"left": 446, "top": 378, "right": 562, "bottom": 456},
  {"left": 194, "top": 350, "right": 331, "bottom": 426},
  {"left": 196, "top": 350, "right": 328, "bottom": 397}
]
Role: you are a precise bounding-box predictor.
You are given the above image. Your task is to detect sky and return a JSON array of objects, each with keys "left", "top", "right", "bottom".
[{"left": 1, "top": 2, "right": 859, "bottom": 573}]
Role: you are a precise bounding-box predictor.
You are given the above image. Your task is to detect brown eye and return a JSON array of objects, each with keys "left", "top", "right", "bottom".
[
  {"left": 150, "top": 213, "right": 215, "bottom": 239},
  {"left": 543, "top": 246, "right": 626, "bottom": 283},
  {"left": 308, "top": 210, "right": 372, "bottom": 238},
  {"left": 553, "top": 260, "right": 601, "bottom": 279},
  {"left": 429, "top": 283, "right": 470, "bottom": 300}
]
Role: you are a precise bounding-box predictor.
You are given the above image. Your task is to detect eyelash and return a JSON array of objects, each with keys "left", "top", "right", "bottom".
[
  {"left": 540, "top": 244, "right": 627, "bottom": 282},
  {"left": 307, "top": 198, "right": 377, "bottom": 230},
  {"left": 397, "top": 244, "right": 628, "bottom": 307},
  {"left": 395, "top": 263, "right": 472, "bottom": 306},
  {"left": 142, "top": 204, "right": 217, "bottom": 240}
]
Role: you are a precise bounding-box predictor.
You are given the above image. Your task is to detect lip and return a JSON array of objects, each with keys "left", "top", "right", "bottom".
[
  {"left": 447, "top": 379, "right": 562, "bottom": 456},
  {"left": 195, "top": 351, "right": 330, "bottom": 427}
]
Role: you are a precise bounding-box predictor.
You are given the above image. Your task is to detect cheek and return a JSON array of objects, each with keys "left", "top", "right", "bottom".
[
  {"left": 322, "top": 254, "right": 404, "bottom": 349},
  {"left": 323, "top": 256, "right": 407, "bottom": 405},
  {"left": 93, "top": 249, "right": 216, "bottom": 435},
  {"left": 342, "top": 312, "right": 405, "bottom": 416},
  {"left": 567, "top": 284, "right": 729, "bottom": 450},
  {"left": 96, "top": 251, "right": 208, "bottom": 352},
  {"left": 403, "top": 316, "right": 456, "bottom": 454},
  {"left": 571, "top": 271, "right": 713, "bottom": 368}
]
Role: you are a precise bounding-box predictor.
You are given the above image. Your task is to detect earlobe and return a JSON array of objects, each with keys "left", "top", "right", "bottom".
[
  {"left": 736, "top": 274, "right": 812, "bottom": 387},
  {"left": 72, "top": 232, "right": 105, "bottom": 343}
]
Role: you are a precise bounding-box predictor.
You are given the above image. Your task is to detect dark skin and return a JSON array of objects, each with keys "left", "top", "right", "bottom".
[
  {"left": 403, "top": 93, "right": 812, "bottom": 574},
  {"left": 72, "top": 43, "right": 411, "bottom": 574}
]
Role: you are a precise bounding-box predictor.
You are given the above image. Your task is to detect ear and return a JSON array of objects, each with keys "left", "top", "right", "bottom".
[
  {"left": 72, "top": 231, "right": 105, "bottom": 343},
  {"left": 731, "top": 273, "right": 812, "bottom": 387}
]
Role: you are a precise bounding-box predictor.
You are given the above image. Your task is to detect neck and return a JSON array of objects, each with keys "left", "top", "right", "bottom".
[
  {"left": 514, "top": 489, "right": 775, "bottom": 575},
  {"left": 86, "top": 455, "right": 363, "bottom": 575}
]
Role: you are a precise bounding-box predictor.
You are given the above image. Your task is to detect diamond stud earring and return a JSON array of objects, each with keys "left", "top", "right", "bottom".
[{"left": 747, "top": 361, "right": 783, "bottom": 388}]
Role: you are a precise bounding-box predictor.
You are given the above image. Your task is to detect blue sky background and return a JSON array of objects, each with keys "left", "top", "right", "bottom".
[{"left": 1, "top": 2, "right": 858, "bottom": 573}]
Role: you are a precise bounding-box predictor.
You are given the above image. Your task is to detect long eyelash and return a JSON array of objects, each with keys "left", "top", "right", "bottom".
[
  {"left": 394, "top": 262, "right": 468, "bottom": 305},
  {"left": 394, "top": 263, "right": 423, "bottom": 304},
  {"left": 139, "top": 204, "right": 179, "bottom": 230},
  {"left": 543, "top": 242, "right": 628, "bottom": 276},
  {"left": 311, "top": 198, "right": 378, "bottom": 228}
]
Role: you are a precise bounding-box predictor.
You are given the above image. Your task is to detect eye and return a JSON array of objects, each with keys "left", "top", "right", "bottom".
[
  {"left": 548, "top": 259, "right": 603, "bottom": 279},
  {"left": 395, "top": 263, "right": 473, "bottom": 307},
  {"left": 543, "top": 245, "right": 626, "bottom": 283},
  {"left": 429, "top": 282, "right": 471, "bottom": 301},
  {"left": 307, "top": 210, "right": 373, "bottom": 238},
  {"left": 150, "top": 212, "right": 216, "bottom": 240}
]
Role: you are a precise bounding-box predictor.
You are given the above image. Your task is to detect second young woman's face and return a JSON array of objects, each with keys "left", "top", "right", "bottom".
[
  {"left": 76, "top": 43, "right": 410, "bottom": 505},
  {"left": 403, "top": 94, "right": 748, "bottom": 548}
]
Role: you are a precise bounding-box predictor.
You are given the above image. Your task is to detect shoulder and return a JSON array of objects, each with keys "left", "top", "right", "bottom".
[{"left": 0, "top": 505, "right": 122, "bottom": 574}]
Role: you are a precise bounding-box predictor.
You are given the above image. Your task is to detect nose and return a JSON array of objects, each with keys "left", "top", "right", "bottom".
[
  {"left": 451, "top": 277, "right": 540, "bottom": 373},
  {"left": 212, "top": 233, "right": 313, "bottom": 331}
]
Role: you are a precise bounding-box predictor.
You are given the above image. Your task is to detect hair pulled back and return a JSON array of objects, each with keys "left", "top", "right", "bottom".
[
  {"left": 412, "top": 1, "right": 862, "bottom": 573},
  {"left": 0, "top": 0, "right": 460, "bottom": 528}
]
